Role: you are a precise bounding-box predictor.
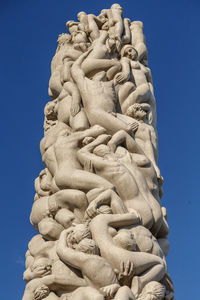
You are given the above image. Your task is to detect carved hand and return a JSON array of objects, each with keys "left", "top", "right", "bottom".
[
  {"left": 32, "top": 265, "right": 52, "bottom": 278},
  {"left": 117, "top": 260, "right": 134, "bottom": 279},
  {"left": 114, "top": 72, "right": 129, "bottom": 84},
  {"left": 127, "top": 122, "right": 139, "bottom": 133},
  {"left": 70, "top": 103, "right": 81, "bottom": 117},
  {"left": 100, "top": 283, "right": 120, "bottom": 298},
  {"left": 85, "top": 200, "right": 99, "bottom": 219}
]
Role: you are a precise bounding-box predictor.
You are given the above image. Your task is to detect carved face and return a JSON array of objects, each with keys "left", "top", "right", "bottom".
[
  {"left": 135, "top": 108, "right": 147, "bottom": 120},
  {"left": 125, "top": 46, "right": 138, "bottom": 60}
]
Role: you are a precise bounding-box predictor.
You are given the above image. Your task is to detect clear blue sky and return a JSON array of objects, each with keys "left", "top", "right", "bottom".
[{"left": 0, "top": 0, "right": 199, "bottom": 299}]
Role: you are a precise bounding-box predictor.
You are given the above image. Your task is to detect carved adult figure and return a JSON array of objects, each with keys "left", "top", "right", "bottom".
[
  {"left": 115, "top": 45, "right": 156, "bottom": 127},
  {"left": 77, "top": 134, "right": 163, "bottom": 235},
  {"left": 57, "top": 229, "right": 120, "bottom": 298},
  {"left": 77, "top": 11, "right": 102, "bottom": 41},
  {"left": 22, "top": 235, "right": 86, "bottom": 300},
  {"left": 49, "top": 126, "right": 115, "bottom": 194},
  {"left": 48, "top": 33, "right": 81, "bottom": 99},
  {"left": 112, "top": 103, "right": 160, "bottom": 180},
  {"left": 80, "top": 31, "right": 120, "bottom": 79},
  {"left": 71, "top": 49, "right": 135, "bottom": 135},
  {"left": 67, "top": 20, "right": 90, "bottom": 52},
  {"left": 90, "top": 213, "right": 166, "bottom": 298},
  {"left": 57, "top": 228, "right": 136, "bottom": 300},
  {"left": 130, "top": 21, "right": 148, "bottom": 66},
  {"left": 98, "top": 4, "right": 124, "bottom": 51},
  {"left": 54, "top": 81, "right": 89, "bottom": 131},
  {"left": 101, "top": 128, "right": 160, "bottom": 202},
  {"left": 30, "top": 189, "right": 88, "bottom": 239}
]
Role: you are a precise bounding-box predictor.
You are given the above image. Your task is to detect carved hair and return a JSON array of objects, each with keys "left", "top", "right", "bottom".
[
  {"left": 93, "top": 144, "right": 110, "bottom": 157},
  {"left": 138, "top": 281, "right": 166, "bottom": 300},
  {"left": 67, "top": 224, "right": 91, "bottom": 247},
  {"left": 121, "top": 45, "right": 138, "bottom": 58},
  {"left": 44, "top": 101, "right": 57, "bottom": 120},
  {"left": 34, "top": 284, "right": 50, "bottom": 300},
  {"left": 76, "top": 238, "right": 99, "bottom": 255},
  {"left": 126, "top": 103, "right": 146, "bottom": 119},
  {"left": 111, "top": 3, "right": 123, "bottom": 10},
  {"left": 98, "top": 205, "right": 112, "bottom": 215},
  {"left": 57, "top": 33, "right": 71, "bottom": 45}
]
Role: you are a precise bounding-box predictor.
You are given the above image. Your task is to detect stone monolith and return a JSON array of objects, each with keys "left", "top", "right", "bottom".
[{"left": 22, "top": 4, "right": 174, "bottom": 300}]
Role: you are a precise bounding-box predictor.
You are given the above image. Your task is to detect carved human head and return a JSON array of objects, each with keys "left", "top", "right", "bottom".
[
  {"left": 76, "top": 238, "right": 99, "bottom": 255},
  {"left": 77, "top": 11, "right": 86, "bottom": 21},
  {"left": 57, "top": 33, "right": 71, "bottom": 46},
  {"left": 93, "top": 144, "right": 111, "bottom": 157},
  {"left": 38, "top": 168, "right": 52, "bottom": 192},
  {"left": 121, "top": 45, "right": 138, "bottom": 60},
  {"left": 67, "top": 224, "right": 91, "bottom": 247},
  {"left": 66, "top": 20, "right": 79, "bottom": 33},
  {"left": 31, "top": 257, "right": 51, "bottom": 272},
  {"left": 111, "top": 4, "right": 123, "bottom": 12},
  {"left": 138, "top": 281, "right": 166, "bottom": 300},
  {"left": 126, "top": 103, "right": 147, "bottom": 121},
  {"left": 44, "top": 101, "right": 57, "bottom": 121},
  {"left": 113, "top": 229, "right": 137, "bottom": 251}
]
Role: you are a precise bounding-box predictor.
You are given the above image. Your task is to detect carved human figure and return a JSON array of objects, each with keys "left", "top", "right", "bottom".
[
  {"left": 66, "top": 20, "right": 90, "bottom": 52},
  {"left": 90, "top": 213, "right": 166, "bottom": 298},
  {"left": 113, "top": 103, "right": 160, "bottom": 180},
  {"left": 99, "top": 128, "right": 160, "bottom": 203},
  {"left": 45, "top": 126, "right": 115, "bottom": 195},
  {"left": 80, "top": 31, "right": 120, "bottom": 79},
  {"left": 77, "top": 11, "right": 102, "bottom": 41},
  {"left": 130, "top": 21, "right": 148, "bottom": 66},
  {"left": 98, "top": 4, "right": 124, "bottom": 51},
  {"left": 106, "top": 132, "right": 168, "bottom": 238},
  {"left": 40, "top": 122, "right": 71, "bottom": 179},
  {"left": 57, "top": 227, "right": 136, "bottom": 300},
  {"left": 22, "top": 234, "right": 86, "bottom": 300},
  {"left": 54, "top": 81, "right": 90, "bottom": 131},
  {"left": 115, "top": 45, "right": 156, "bottom": 127},
  {"left": 77, "top": 134, "right": 163, "bottom": 235},
  {"left": 30, "top": 189, "right": 88, "bottom": 240},
  {"left": 48, "top": 33, "right": 81, "bottom": 99},
  {"left": 71, "top": 49, "right": 136, "bottom": 135}
]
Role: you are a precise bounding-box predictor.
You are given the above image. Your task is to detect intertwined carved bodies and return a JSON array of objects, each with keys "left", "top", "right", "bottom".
[
  {"left": 23, "top": 4, "right": 174, "bottom": 300},
  {"left": 22, "top": 235, "right": 86, "bottom": 300},
  {"left": 78, "top": 133, "right": 163, "bottom": 235}
]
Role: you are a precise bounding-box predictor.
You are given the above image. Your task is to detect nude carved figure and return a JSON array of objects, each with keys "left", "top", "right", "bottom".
[
  {"left": 77, "top": 133, "right": 164, "bottom": 236},
  {"left": 90, "top": 213, "right": 166, "bottom": 298}
]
